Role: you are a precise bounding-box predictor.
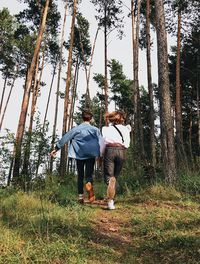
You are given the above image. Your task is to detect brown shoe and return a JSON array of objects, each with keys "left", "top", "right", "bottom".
[
  {"left": 107, "top": 177, "right": 116, "bottom": 200},
  {"left": 85, "top": 182, "right": 95, "bottom": 203}
]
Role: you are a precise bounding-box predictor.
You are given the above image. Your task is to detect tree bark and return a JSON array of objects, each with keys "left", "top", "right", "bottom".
[
  {"left": 21, "top": 52, "right": 40, "bottom": 181},
  {"left": 0, "top": 71, "right": 17, "bottom": 131},
  {"left": 60, "top": 0, "right": 77, "bottom": 179},
  {"left": 87, "top": 27, "right": 99, "bottom": 104},
  {"left": 197, "top": 40, "right": 200, "bottom": 148},
  {"left": 146, "top": 0, "right": 156, "bottom": 170},
  {"left": 155, "top": 0, "right": 176, "bottom": 184},
  {"left": 104, "top": 4, "right": 108, "bottom": 121},
  {"left": 131, "top": 0, "right": 145, "bottom": 160},
  {"left": 175, "top": 11, "right": 183, "bottom": 149},
  {"left": 42, "top": 63, "right": 57, "bottom": 131},
  {"left": 49, "top": 3, "right": 68, "bottom": 173},
  {"left": 77, "top": 25, "right": 90, "bottom": 107},
  {"left": 12, "top": 0, "right": 50, "bottom": 185},
  {"left": 68, "top": 58, "right": 79, "bottom": 131},
  {"left": 36, "top": 61, "right": 57, "bottom": 177},
  {"left": 0, "top": 76, "right": 7, "bottom": 117}
]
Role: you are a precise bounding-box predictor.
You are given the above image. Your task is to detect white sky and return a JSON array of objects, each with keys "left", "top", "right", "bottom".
[{"left": 0, "top": 0, "right": 174, "bottom": 136}]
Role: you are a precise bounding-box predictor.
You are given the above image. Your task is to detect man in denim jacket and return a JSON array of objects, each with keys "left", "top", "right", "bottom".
[{"left": 50, "top": 109, "right": 101, "bottom": 204}]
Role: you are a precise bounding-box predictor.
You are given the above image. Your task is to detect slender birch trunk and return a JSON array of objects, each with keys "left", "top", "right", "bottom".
[
  {"left": 68, "top": 58, "right": 79, "bottom": 131},
  {"left": 87, "top": 27, "right": 99, "bottom": 102},
  {"left": 42, "top": 63, "right": 57, "bottom": 130},
  {"left": 35, "top": 62, "right": 57, "bottom": 177},
  {"left": 0, "top": 71, "right": 18, "bottom": 130},
  {"left": 104, "top": 4, "right": 108, "bottom": 121},
  {"left": 175, "top": 11, "right": 183, "bottom": 149},
  {"left": 131, "top": 0, "right": 144, "bottom": 159},
  {"left": 77, "top": 26, "right": 90, "bottom": 107},
  {"left": 146, "top": 0, "right": 156, "bottom": 170},
  {"left": 0, "top": 76, "right": 7, "bottom": 117},
  {"left": 60, "top": 0, "right": 77, "bottom": 179},
  {"left": 49, "top": 3, "right": 68, "bottom": 173}
]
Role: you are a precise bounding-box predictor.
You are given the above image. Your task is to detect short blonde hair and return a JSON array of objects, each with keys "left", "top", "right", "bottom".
[{"left": 105, "top": 111, "right": 125, "bottom": 125}]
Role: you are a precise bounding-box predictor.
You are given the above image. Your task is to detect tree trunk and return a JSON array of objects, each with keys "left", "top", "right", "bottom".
[
  {"left": 188, "top": 108, "right": 193, "bottom": 163},
  {"left": 197, "top": 40, "right": 200, "bottom": 148},
  {"left": 12, "top": 0, "right": 50, "bottom": 185},
  {"left": 68, "top": 58, "right": 79, "bottom": 131},
  {"left": 21, "top": 53, "right": 40, "bottom": 182},
  {"left": 42, "top": 63, "right": 57, "bottom": 131},
  {"left": 131, "top": 0, "right": 145, "bottom": 159},
  {"left": 70, "top": 70, "right": 78, "bottom": 130},
  {"left": 49, "top": 3, "right": 68, "bottom": 173},
  {"left": 0, "top": 71, "right": 17, "bottom": 130},
  {"left": 146, "top": 0, "right": 156, "bottom": 171},
  {"left": 87, "top": 27, "right": 99, "bottom": 103},
  {"left": 60, "top": 0, "right": 77, "bottom": 179},
  {"left": 155, "top": 0, "right": 176, "bottom": 184},
  {"left": 104, "top": 4, "right": 108, "bottom": 121},
  {"left": 197, "top": 79, "right": 200, "bottom": 148},
  {"left": 77, "top": 26, "right": 90, "bottom": 107},
  {"left": 131, "top": 0, "right": 137, "bottom": 141},
  {"left": 175, "top": 11, "right": 183, "bottom": 150},
  {"left": 35, "top": 62, "right": 57, "bottom": 177},
  {"left": 0, "top": 76, "right": 7, "bottom": 117}
]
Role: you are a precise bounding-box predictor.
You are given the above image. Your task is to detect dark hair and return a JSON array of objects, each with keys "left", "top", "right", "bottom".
[
  {"left": 105, "top": 111, "right": 125, "bottom": 125},
  {"left": 82, "top": 109, "right": 93, "bottom": 121}
]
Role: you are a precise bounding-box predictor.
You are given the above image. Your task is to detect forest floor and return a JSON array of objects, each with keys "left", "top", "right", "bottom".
[{"left": 1, "top": 185, "right": 200, "bottom": 264}]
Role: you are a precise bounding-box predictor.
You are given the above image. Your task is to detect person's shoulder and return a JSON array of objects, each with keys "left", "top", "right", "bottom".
[
  {"left": 90, "top": 124, "right": 99, "bottom": 130},
  {"left": 102, "top": 126, "right": 108, "bottom": 132},
  {"left": 125, "top": 124, "right": 131, "bottom": 131},
  {"left": 118, "top": 124, "right": 131, "bottom": 132}
]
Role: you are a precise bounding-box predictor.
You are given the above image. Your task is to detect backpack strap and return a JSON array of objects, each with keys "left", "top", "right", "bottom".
[{"left": 113, "top": 125, "right": 124, "bottom": 143}]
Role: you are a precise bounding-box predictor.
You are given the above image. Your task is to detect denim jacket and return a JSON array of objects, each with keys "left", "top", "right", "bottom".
[{"left": 56, "top": 123, "right": 101, "bottom": 160}]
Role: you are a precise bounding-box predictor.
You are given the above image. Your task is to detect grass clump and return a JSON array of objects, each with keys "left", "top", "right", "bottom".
[
  {"left": 1, "top": 172, "right": 200, "bottom": 264},
  {"left": 0, "top": 191, "right": 94, "bottom": 263}
]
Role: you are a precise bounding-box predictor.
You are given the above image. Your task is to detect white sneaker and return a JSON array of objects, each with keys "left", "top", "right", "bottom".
[{"left": 108, "top": 199, "right": 115, "bottom": 210}]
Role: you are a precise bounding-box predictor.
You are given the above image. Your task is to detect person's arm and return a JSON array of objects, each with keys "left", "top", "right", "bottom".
[
  {"left": 98, "top": 127, "right": 106, "bottom": 157},
  {"left": 50, "top": 127, "right": 78, "bottom": 157}
]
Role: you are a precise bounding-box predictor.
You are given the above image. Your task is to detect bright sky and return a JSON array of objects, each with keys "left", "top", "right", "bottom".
[{"left": 0, "top": 0, "right": 173, "bottom": 136}]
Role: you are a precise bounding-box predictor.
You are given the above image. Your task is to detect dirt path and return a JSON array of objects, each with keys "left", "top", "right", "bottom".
[{"left": 85, "top": 200, "right": 134, "bottom": 259}]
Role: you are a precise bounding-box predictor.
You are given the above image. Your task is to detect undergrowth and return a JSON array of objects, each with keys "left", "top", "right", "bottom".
[{"left": 1, "top": 168, "right": 200, "bottom": 264}]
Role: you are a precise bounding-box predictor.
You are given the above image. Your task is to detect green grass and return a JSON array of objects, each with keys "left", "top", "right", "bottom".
[{"left": 1, "top": 183, "right": 200, "bottom": 264}]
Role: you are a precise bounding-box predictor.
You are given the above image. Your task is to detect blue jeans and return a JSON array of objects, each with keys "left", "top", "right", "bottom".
[
  {"left": 76, "top": 158, "right": 95, "bottom": 194},
  {"left": 104, "top": 147, "right": 126, "bottom": 185}
]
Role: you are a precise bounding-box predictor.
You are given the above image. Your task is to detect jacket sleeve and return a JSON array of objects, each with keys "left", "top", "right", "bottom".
[{"left": 55, "top": 127, "right": 78, "bottom": 151}]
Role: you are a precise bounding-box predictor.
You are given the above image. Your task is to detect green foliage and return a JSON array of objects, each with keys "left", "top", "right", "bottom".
[
  {"left": 165, "top": 0, "right": 200, "bottom": 36},
  {"left": 15, "top": 0, "right": 61, "bottom": 66},
  {"left": 0, "top": 129, "right": 15, "bottom": 186},
  {"left": 70, "top": 13, "right": 92, "bottom": 66},
  {"left": 21, "top": 114, "right": 52, "bottom": 179},
  {"left": 74, "top": 93, "right": 105, "bottom": 128},
  {"left": 0, "top": 8, "right": 17, "bottom": 78},
  {"left": 91, "top": 0, "right": 124, "bottom": 39},
  {"left": 177, "top": 171, "right": 200, "bottom": 195},
  {"left": 108, "top": 59, "right": 133, "bottom": 120}
]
